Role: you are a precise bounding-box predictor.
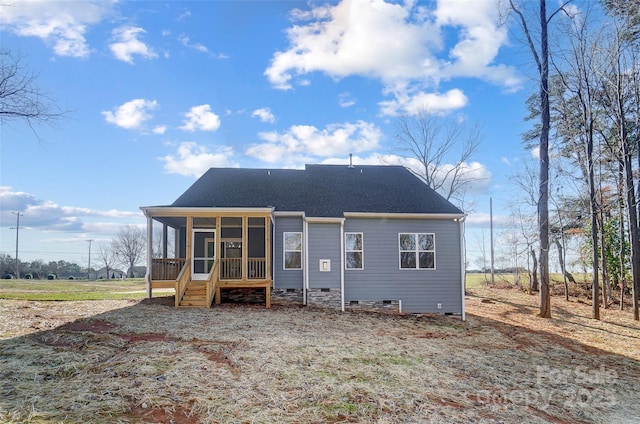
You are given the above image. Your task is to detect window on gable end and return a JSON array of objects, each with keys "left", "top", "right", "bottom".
[
  {"left": 283, "top": 232, "right": 302, "bottom": 269},
  {"left": 345, "top": 232, "right": 363, "bottom": 269},
  {"left": 399, "top": 233, "right": 435, "bottom": 269}
]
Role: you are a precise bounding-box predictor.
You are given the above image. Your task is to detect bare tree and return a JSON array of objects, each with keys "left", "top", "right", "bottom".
[
  {"left": 395, "top": 112, "right": 482, "bottom": 205},
  {"left": 96, "top": 243, "right": 118, "bottom": 279},
  {"left": 597, "top": 18, "right": 640, "bottom": 320},
  {"left": 0, "top": 49, "right": 65, "bottom": 129},
  {"left": 112, "top": 225, "right": 146, "bottom": 278},
  {"left": 473, "top": 231, "right": 490, "bottom": 281},
  {"left": 551, "top": 4, "right": 602, "bottom": 319},
  {"left": 506, "top": 0, "right": 573, "bottom": 318}
]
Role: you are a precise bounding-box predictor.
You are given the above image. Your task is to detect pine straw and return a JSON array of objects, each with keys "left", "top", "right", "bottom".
[{"left": 0, "top": 292, "right": 638, "bottom": 424}]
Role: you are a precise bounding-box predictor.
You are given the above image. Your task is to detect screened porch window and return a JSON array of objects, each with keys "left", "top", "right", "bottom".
[
  {"left": 399, "top": 233, "right": 435, "bottom": 269},
  {"left": 283, "top": 232, "right": 302, "bottom": 269}
]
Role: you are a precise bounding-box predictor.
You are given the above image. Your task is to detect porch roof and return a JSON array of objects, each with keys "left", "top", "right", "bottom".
[{"left": 155, "top": 165, "right": 463, "bottom": 218}]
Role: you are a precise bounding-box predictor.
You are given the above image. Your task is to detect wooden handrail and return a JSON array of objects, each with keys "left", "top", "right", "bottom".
[
  {"left": 206, "top": 259, "right": 220, "bottom": 307},
  {"left": 152, "top": 258, "right": 186, "bottom": 281},
  {"left": 175, "top": 261, "right": 191, "bottom": 307}
]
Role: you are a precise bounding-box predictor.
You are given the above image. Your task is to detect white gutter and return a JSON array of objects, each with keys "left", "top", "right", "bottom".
[
  {"left": 304, "top": 216, "right": 345, "bottom": 223},
  {"left": 340, "top": 219, "right": 345, "bottom": 312},
  {"left": 343, "top": 212, "right": 466, "bottom": 220},
  {"left": 140, "top": 206, "right": 274, "bottom": 217},
  {"left": 273, "top": 211, "right": 305, "bottom": 217},
  {"left": 303, "top": 218, "right": 309, "bottom": 305}
]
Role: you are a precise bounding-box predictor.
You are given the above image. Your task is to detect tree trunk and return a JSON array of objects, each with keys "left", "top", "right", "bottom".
[
  {"left": 587, "top": 125, "right": 599, "bottom": 320},
  {"left": 554, "top": 238, "right": 569, "bottom": 301},
  {"left": 623, "top": 148, "right": 640, "bottom": 320},
  {"left": 538, "top": 0, "right": 552, "bottom": 319},
  {"left": 599, "top": 207, "right": 608, "bottom": 309},
  {"left": 618, "top": 159, "right": 627, "bottom": 311},
  {"left": 617, "top": 65, "right": 640, "bottom": 320},
  {"left": 531, "top": 247, "right": 539, "bottom": 292}
]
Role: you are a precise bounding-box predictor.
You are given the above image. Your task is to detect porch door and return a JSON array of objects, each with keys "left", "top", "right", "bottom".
[{"left": 192, "top": 229, "right": 216, "bottom": 280}]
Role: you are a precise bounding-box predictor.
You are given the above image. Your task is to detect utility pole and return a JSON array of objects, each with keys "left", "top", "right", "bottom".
[
  {"left": 87, "top": 239, "right": 94, "bottom": 280},
  {"left": 11, "top": 212, "right": 23, "bottom": 279},
  {"left": 490, "top": 198, "right": 495, "bottom": 286}
]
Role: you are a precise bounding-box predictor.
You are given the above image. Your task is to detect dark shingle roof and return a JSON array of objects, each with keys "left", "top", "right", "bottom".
[{"left": 171, "top": 164, "right": 463, "bottom": 217}]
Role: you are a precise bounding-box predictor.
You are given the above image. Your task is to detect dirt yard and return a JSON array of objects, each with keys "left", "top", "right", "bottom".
[{"left": 1, "top": 287, "right": 639, "bottom": 423}]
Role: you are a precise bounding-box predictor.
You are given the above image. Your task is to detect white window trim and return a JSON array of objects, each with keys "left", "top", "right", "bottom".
[
  {"left": 345, "top": 232, "right": 364, "bottom": 270},
  {"left": 283, "top": 231, "right": 303, "bottom": 270},
  {"left": 398, "top": 233, "right": 436, "bottom": 270}
]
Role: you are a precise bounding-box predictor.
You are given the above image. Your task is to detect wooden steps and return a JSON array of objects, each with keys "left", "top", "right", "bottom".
[{"left": 179, "top": 280, "right": 208, "bottom": 308}]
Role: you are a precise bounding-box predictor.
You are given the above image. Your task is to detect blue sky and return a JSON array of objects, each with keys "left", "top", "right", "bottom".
[{"left": 1, "top": 0, "right": 541, "bottom": 267}]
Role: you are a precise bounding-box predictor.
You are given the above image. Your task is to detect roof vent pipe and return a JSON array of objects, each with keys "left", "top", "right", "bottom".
[{"left": 348, "top": 153, "right": 355, "bottom": 169}]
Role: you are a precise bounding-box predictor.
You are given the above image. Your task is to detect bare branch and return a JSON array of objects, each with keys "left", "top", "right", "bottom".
[{"left": 0, "top": 49, "right": 67, "bottom": 129}]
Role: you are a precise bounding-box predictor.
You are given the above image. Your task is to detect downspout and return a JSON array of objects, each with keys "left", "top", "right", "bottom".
[
  {"left": 459, "top": 216, "right": 467, "bottom": 321},
  {"left": 145, "top": 214, "right": 153, "bottom": 299},
  {"left": 271, "top": 213, "right": 275, "bottom": 289},
  {"left": 303, "top": 217, "right": 308, "bottom": 305},
  {"left": 340, "top": 219, "right": 345, "bottom": 312}
]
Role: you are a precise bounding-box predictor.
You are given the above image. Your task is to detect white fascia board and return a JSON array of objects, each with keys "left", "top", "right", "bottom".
[
  {"left": 272, "top": 211, "right": 305, "bottom": 218},
  {"left": 140, "top": 206, "right": 274, "bottom": 217},
  {"left": 304, "top": 216, "right": 346, "bottom": 224},
  {"left": 343, "top": 212, "right": 466, "bottom": 220}
]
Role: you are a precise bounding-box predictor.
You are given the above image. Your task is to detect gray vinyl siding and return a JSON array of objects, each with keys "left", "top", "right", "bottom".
[
  {"left": 343, "top": 218, "right": 463, "bottom": 314},
  {"left": 307, "top": 222, "right": 342, "bottom": 289},
  {"left": 273, "top": 216, "right": 304, "bottom": 290}
]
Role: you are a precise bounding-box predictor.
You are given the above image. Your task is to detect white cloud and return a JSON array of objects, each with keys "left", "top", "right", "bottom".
[
  {"left": 153, "top": 125, "right": 167, "bottom": 135},
  {"left": 434, "top": 0, "right": 521, "bottom": 91},
  {"left": 0, "top": 186, "right": 140, "bottom": 232},
  {"left": 178, "top": 34, "right": 208, "bottom": 53},
  {"left": 378, "top": 88, "right": 468, "bottom": 117},
  {"left": 102, "top": 99, "right": 158, "bottom": 130},
  {"left": 160, "top": 142, "right": 238, "bottom": 177},
  {"left": 251, "top": 108, "right": 275, "bottom": 123},
  {"left": 338, "top": 92, "right": 356, "bottom": 108},
  {"left": 265, "top": 0, "right": 441, "bottom": 90},
  {"left": 0, "top": 0, "right": 115, "bottom": 57},
  {"left": 264, "top": 0, "right": 522, "bottom": 114},
  {"left": 180, "top": 105, "right": 221, "bottom": 132},
  {"left": 246, "top": 121, "right": 382, "bottom": 165},
  {"left": 109, "top": 26, "right": 158, "bottom": 64}
]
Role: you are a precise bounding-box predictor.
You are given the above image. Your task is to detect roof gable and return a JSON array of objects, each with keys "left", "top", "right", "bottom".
[{"left": 170, "top": 164, "right": 463, "bottom": 217}]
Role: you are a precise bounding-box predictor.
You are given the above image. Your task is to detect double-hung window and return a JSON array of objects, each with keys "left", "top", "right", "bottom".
[
  {"left": 283, "top": 232, "right": 302, "bottom": 269},
  {"left": 399, "top": 233, "right": 435, "bottom": 269},
  {"left": 345, "top": 232, "right": 363, "bottom": 269}
]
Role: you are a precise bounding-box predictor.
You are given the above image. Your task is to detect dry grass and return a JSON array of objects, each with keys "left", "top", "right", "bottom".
[{"left": 0, "top": 288, "right": 639, "bottom": 424}]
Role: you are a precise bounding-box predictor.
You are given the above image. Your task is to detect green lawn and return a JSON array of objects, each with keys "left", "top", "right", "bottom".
[
  {"left": 0, "top": 273, "right": 582, "bottom": 301},
  {"left": 0, "top": 278, "right": 159, "bottom": 301}
]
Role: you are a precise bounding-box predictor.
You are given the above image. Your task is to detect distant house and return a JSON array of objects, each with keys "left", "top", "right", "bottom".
[
  {"left": 141, "top": 164, "right": 466, "bottom": 317},
  {"left": 95, "top": 268, "right": 126, "bottom": 279}
]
